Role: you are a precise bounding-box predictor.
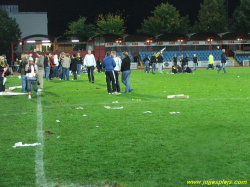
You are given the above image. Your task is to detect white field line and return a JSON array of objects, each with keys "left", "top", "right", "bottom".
[{"left": 35, "top": 96, "right": 47, "bottom": 186}]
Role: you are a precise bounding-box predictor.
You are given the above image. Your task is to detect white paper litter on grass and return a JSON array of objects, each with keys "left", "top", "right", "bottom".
[
  {"left": 143, "top": 111, "right": 152, "bottom": 113},
  {"left": 112, "top": 101, "right": 119, "bottom": 103},
  {"left": 96, "top": 126, "right": 99, "bottom": 128},
  {"left": 167, "top": 94, "right": 189, "bottom": 98},
  {"left": 0, "top": 92, "right": 27, "bottom": 95},
  {"left": 13, "top": 142, "right": 41, "bottom": 148},
  {"left": 56, "top": 120, "right": 60, "bottom": 122},
  {"left": 76, "top": 107, "right": 84, "bottom": 109},
  {"left": 9, "top": 86, "right": 22, "bottom": 90},
  {"left": 104, "top": 106, "right": 123, "bottom": 110},
  {"left": 169, "top": 112, "right": 180, "bottom": 114},
  {"left": 83, "top": 114, "right": 87, "bottom": 117}
]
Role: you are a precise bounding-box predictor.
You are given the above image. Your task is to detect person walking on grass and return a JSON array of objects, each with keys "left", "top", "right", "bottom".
[
  {"left": 102, "top": 51, "right": 117, "bottom": 94},
  {"left": 25, "top": 57, "right": 38, "bottom": 99},
  {"left": 36, "top": 51, "right": 44, "bottom": 91},
  {"left": 84, "top": 50, "right": 96, "bottom": 83},
  {"left": 218, "top": 49, "right": 227, "bottom": 73},
  {"left": 121, "top": 52, "right": 133, "bottom": 93}
]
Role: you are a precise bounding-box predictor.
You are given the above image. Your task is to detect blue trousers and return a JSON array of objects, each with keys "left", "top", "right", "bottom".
[{"left": 122, "top": 70, "right": 132, "bottom": 93}]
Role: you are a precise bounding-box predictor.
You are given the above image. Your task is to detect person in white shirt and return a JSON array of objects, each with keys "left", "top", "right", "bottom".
[
  {"left": 84, "top": 50, "right": 96, "bottom": 83},
  {"left": 111, "top": 51, "right": 121, "bottom": 92},
  {"left": 53, "top": 54, "right": 59, "bottom": 78}
]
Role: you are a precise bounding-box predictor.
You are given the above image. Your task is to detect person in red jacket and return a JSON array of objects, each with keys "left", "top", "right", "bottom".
[{"left": 49, "top": 54, "right": 55, "bottom": 80}]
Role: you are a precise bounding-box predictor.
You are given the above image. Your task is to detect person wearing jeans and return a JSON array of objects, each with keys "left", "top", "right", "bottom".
[
  {"left": 121, "top": 52, "right": 133, "bottom": 93},
  {"left": 76, "top": 53, "right": 82, "bottom": 76},
  {"left": 143, "top": 55, "right": 150, "bottom": 73}
]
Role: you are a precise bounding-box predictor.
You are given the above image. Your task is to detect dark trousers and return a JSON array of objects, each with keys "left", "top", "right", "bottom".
[
  {"left": 87, "top": 66, "right": 94, "bottom": 83},
  {"left": 114, "top": 71, "right": 120, "bottom": 92},
  {"left": 0, "top": 77, "right": 5, "bottom": 92},
  {"left": 105, "top": 71, "right": 116, "bottom": 93},
  {"left": 72, "top": 71, "right": 77, "bottom": 80},
  {"left": 49, "top": 67, "right": 55, "bottom": 79}
]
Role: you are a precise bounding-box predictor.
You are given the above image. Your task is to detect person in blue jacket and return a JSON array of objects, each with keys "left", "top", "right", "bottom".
[{"left": 102, "top": 51, "right": 117, "bottom": 94}]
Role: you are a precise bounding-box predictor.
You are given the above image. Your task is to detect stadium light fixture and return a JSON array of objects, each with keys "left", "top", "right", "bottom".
[
  {"left": 72, "top": 40, "right": 79, "bottom": 42},
  {"left": 27, "top": 40, "right": 36, "bottom": 43},
  {"left": 42, "top": 40, "right": 50, "bottom": 43}
]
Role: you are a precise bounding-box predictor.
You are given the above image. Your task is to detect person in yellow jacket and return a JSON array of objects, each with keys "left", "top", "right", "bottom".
[{"left": 207, "top": 54, "right": 214, "bottom": 70}]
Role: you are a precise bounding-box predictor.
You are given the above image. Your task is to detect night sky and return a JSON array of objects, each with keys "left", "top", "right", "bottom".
[{"left": 1, "top": 0, "right": 240, "bottom": 37}]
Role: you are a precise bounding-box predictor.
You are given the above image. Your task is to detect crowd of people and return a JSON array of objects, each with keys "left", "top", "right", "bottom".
[
  {"left": 142, "top": 49, "right": 228, "bottom": 74},
  {"left": 1, "top": 49, "right": 228, "bottom": 97},
  {"left": 8, "top": 49, "right": 133, "bottom": 98}
]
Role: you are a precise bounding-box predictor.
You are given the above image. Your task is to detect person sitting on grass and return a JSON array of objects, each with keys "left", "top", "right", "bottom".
[
  {"left": 183, "top": 65, "right": 193, "bottom": 74},
  {"left": 172, "top": 65, "right": 177, "bottom": 74},
  {"left": 177, "top": 65, "right": 182, "bottom": 74}
]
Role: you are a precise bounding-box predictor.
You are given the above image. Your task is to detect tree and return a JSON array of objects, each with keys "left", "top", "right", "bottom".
[
  {"left": 0, "top": 9, "right": 21, "bottom": 58},
  {"left": 231, "top": 0, "right": 250, "bottom": 32},
  {"left": 65, "top": 16, "right": 96, "bottom": 37},
  {"left": 193, "top": 0, "right": 227, "bottom": 33},
  {"left": 96, "top": 12, "right": 126, "bottom": 36},
  {"left": 137, "top": 3, "right": 191, "bottom": 35}
]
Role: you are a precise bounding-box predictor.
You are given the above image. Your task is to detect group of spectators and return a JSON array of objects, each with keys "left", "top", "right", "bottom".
[
  {"left": 14, "top": 49, "right": 133, "bottom": 98},
  {"left": 142, "top": 49, "right": 228, "bottom": 74}
]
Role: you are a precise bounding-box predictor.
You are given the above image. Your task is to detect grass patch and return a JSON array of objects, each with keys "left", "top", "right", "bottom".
[{"left": 1, "top": 68, "right": 250, "bottom": 187}]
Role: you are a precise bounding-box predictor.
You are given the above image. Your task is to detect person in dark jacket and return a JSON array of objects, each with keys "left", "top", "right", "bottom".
[
  {"left": 44, "top": 53, "right": 50, "bottom": 81},
  {"left": 121, "top": 52, "right": 133, "bottom": 93},
  {"left": 96, "top": 57, "right": 101, "bottom": 73},
  {"left": 218, "top": 49, "right": 227, "bottom": 73},
  {"left": 173, "top": 54, "right": 178, "bottom": 67},
  {"left": 150, "top": 52, "right": 157, "bottom": 74},
  {"left": 102, "top": 51, "right": 117, "bottom": 94},
  {"left": 183, "top": 65, "right": 193, "bottom": 73},
  {"left": 71, "top": 54, "right": 78, "bottom": 80},
  {"left": 180, "top": 54, "right": 185, "bottom": 73}
]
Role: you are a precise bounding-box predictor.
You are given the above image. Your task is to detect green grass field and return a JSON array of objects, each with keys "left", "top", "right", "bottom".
[{"left": 1, "top": 68, "right": 250, "bottom": 187}]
